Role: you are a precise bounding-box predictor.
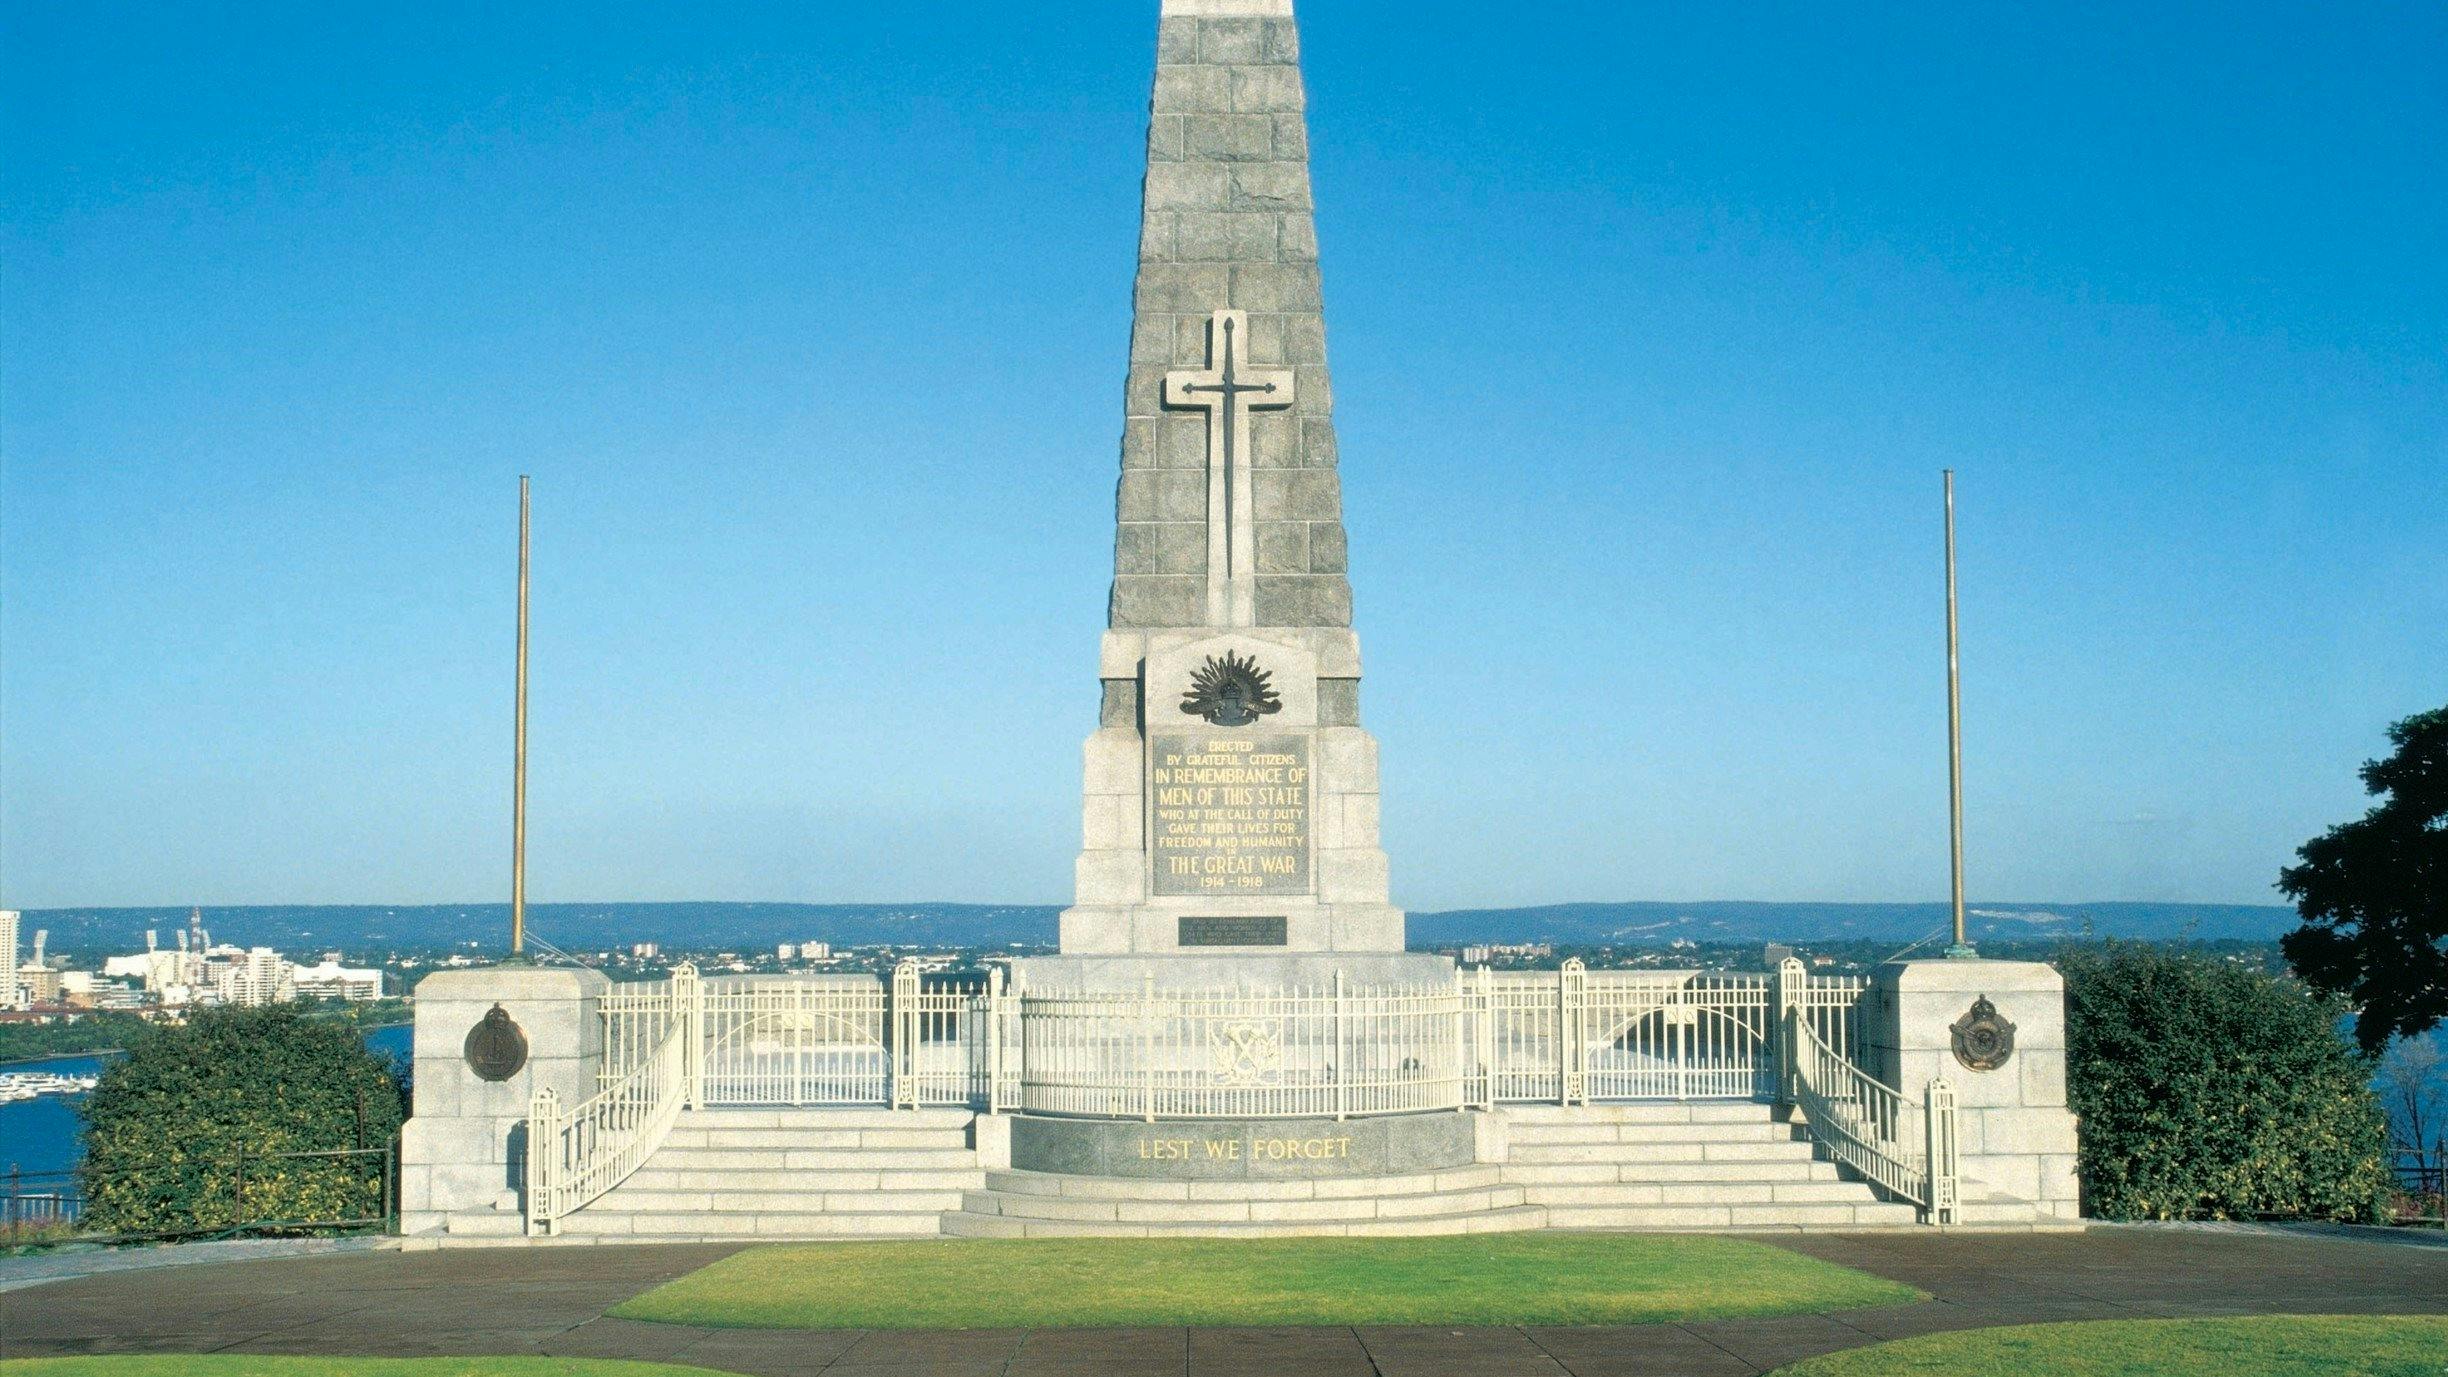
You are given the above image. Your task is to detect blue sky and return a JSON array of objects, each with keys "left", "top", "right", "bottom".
[{"left": 3, "top": 1, "right": 2441, "bottom": 911}]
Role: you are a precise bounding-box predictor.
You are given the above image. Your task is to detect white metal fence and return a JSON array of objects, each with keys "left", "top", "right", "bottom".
[
  {"left": 590, "top": 958, "right": 1870, "bottom": 1119},
  {"left": 1780, "top": 959, "right": 1958, "bottom": 1222}
]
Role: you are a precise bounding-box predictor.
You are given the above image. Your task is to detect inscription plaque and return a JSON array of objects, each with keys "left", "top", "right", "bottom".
[
  {"left": 1148, "top": 731, "right": 1312, "bottom": 897},
  {"left": 1179, "top": 915, "right": 1290, "bottom": 948}
]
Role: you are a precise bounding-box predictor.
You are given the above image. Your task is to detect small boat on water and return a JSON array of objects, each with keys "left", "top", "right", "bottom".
[{"left": 0, "top": 1072, "right": 100, "bottom": 1102}]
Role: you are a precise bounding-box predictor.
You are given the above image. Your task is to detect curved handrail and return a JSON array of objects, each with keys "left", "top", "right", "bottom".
[
  {"left": 526, "top": 1017, "right": 688, "bottom": 1234},
  {"left": 1787, "top": 1008, "right": 1956, "bottom": 1220}
]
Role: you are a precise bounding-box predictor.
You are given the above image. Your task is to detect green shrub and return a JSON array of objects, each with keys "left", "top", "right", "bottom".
[
  {"left": 78, "top": 1003, "right": 406, "bottom": 1237},
  {"left": 2060, "top": 941, "right": 2391, "bottom": 1221}
]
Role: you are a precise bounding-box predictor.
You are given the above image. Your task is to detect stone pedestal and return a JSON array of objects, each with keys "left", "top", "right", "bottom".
[
  {"left": 398, "top": 964, "right": 610, "bottom": 1237},
  {"left": 1869, "top": 959, "right": 2081, "bottom": 1221}
]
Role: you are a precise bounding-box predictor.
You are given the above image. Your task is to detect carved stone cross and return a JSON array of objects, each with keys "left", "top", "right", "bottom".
[{"left": 1165, "top": 309, "right": 1295, "bottom": 627}]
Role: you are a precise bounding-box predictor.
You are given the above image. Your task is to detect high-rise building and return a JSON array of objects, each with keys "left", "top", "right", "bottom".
[
  {"left": 0, "top": 909, "right": 18, "bottom": 1010},
  {"left": 776, "top": 943, "right": 797, "bottom": 962}
]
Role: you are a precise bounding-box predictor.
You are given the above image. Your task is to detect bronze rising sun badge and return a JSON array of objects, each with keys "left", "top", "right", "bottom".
[{"left": 1181, "top": 650, "right": 1283, "bottom": 727}]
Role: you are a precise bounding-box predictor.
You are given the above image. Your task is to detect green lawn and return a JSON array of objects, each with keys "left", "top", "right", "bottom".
[
  {"left": 0, "top": 1363, "right": 729, "bottom": 1377},
  {"left": 1778, "top": 1316, "right": 2448, "bottom": 1377},
  {"left": 609, "top": 1234, "right": 1923, "bottom": 1329},
  {"left": 0, "top": 1352, "right": 724, "bottom": 1362}
]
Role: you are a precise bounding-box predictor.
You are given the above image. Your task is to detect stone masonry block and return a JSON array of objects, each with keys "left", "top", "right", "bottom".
[
  {"left": 1121, "top": 417, "right": 1158, "bottom": 469},
  {"left": 1136, "top": 262, "right": 1231, "bottom": 312},
  {"left": 1260, "top": 18, "right": 1300, "bottom": 63},
  {"left": 1255, "top": 521, "right": 1308, "bottom": 573},
  {"left": 1254, "top": 574, "right": 1352, "bottom": 627},
  {"left": 1082, "top": 793, "right": 1142, "bottom": 851},
  {"left": 1130, "top": 314, "right": 1172, "bottom": 365},
  {"left": 1171, "top": 314, "right": 1215, "bottom": 365},
  {"left": 1249, "top": 411, "right": 1298, "bottom": 467},
  {"left": 1254, "top": 466, "right": 1340, "bottom": 520},
  {"left": 1148, "top": 116, "right": 1184, "bottom": 163},
  {"left": 1144, "top": 161, "right": 1227, "bottom": 212},
  {"left": 1116, "top": 521, "right": 1207, "bottom": 575},
  {"left": 1317, "top": 678, "right": 1360, "bottom": 726},
  {"left": 1295, "top": 364, "right": 1334, "bottom": 415},
  {"left": 1231, "top": 66, "right": 1305, "bottom": 113},
  {"left": 1155, "top": 65, "right": 1233, "bottom": 114},
  {"left": 1184, "top": 113, "right": 1276, "bottom": 162},
  {"left": 1139, "top": 213, "right": 1176, "bottom": 262},
  {"left": 1125, "top": 365, "right": 1165, "bottom": 418},
  {"left": 1300, "top": 417, "right": 1339, "bottom": 466},
  {"left": 1342, "top": 793, "right": 1382, "bottom": 847},
  {"left": 1228, "top": 163, "right": 1311, "bottom": 212},
  {"left": 1118, "top": 468, "right": 1207, "bottom": 522},
  {"left": 1157, "top": 415, "right": 1208, "bottom": 467},
  {"left": 1272, "top": 114, "right": 1309, "bottom": 164},
  {"left": 1176, "top": 211, "right": 1278, "bottom": 262},
  {"left": 1281, "top": 213, "right": 1319, "bottom": 262},
  {"left": 1157, "top": 17, "right": 1199, "bottom": 63},
  {"left": 1110, "top": 574, "right": 1202, "bottom": 628},
  {"left": 1245, "top": 314, "right": 1287, "bottom": 364},
  {"left": 1099, "top": 680, "right": 1140, "bottom": 729},
  {"left": 1083, "top": 729, "right": 1145, "bottom": 795},
  {"left": 1318, "top": 848, "right": 1392, "bottom": 904},
  {"left": 1281, "top": 313, "right": 1326, "bottom": 363},
  {"left": 1315, "top": 728, "right": 1381, "bottom": 790},
  {"left": 1309, "top": 521, "right": 1348, "bottom": 571},
  {"left": 1199, "top": 17, "right": 1267, "bottom": 64},
  {"left": 1076, "top": 851, "right": 1146, "bottom": 906},
  {"left": 1231, "top": 262, "right": 1322, "bottom": 312}
]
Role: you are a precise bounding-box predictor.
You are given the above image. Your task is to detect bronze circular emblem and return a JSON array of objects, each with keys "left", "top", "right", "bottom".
[
  {"left": 1949, "top": 994, "right": 2017, "bottom": 1072},
  {"left": 463, "top": 1003, "right": 529, "bottom": 1082}
]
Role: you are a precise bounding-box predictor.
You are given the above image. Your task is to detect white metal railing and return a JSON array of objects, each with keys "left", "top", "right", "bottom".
[
  {"left": 1016, "top": 974, "right": 1466, "bottom": 1121},
  {"left": 526, "top": 965, "right": 696, "bottom": 1235},
  {"left": 590, "top": 960, "right": 1876, "bottom": 1119},
  {"left": 1786, "top": 999, "right": 1958, "bottom": 1221}
]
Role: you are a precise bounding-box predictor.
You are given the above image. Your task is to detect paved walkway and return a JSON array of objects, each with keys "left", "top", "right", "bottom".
[{"left": 0, "top": 1229, "right": 2442, "bottom": 1375}]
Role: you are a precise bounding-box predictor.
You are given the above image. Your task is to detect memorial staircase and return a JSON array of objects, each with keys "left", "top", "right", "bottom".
[
  {"left": 945, "top": 1163, "right": 1542, "bottom": 1238},
  {"left": 529, "top": 1102, "right": 2052, "bottom": 1240},
  {"left": 549, "top": 1108, "right": 985, "bottom": 1242},
  {"left": 1497, "top": 1102, "right": 1924, "bottom": 1230}
]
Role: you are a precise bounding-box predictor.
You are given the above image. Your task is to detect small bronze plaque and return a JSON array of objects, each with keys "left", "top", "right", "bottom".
[
  {"left": 1179, "top": 916, "right": 1289, "bottom": 948},
  {"left": 1950, "top": 994, "right": 2017, "bottom": 1072},
  {"left": 464, "top": 1003, "right": 529, "bottom": 1082}
]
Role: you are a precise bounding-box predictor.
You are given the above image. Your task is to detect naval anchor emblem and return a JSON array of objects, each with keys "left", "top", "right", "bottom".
[
  {"left": 1181, "top": 650, "right": 1282, "bottom": 727},
  {"left": 463, "top": 1003, "right": 530, "bottom": 1082},
  {"left": 1950, "top": 994, "right": 2016, "bottom": 1072}
]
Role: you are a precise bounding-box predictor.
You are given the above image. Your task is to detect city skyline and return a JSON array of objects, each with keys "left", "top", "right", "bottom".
[{"left": 6, "top": 1, "right": 2443, "bottom": 911}]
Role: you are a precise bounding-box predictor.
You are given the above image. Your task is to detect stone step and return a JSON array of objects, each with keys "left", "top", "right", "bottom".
[
  {"left": 1501, "top": 1160, "right": 1842, "bottom": 1184},
  {"left": 941, "top": 1203, "right": 1549, "bottom": 1239},
  {"left": 1505, "top": 1121, "right": 1805, "bottom": 1145},
  {"left": 1544, "top": 1200, "right": 1921, "bottom": 1230},
  {"left": 597, "top": 1189, "right": 969, "bottom": 1214},
  {"left": 619, "top": 1166, "right": 983, "bottom": 1192},
  {"left": 1507, "top": 1140, "right": 1818, "bottom": 1165},
  {"left": 661, "top": 1127, "right": 972, "bottom": 1151},
  {"left": 638, "top": 1147, "right": 983, "bottom": 1171},
  {"left": 674, "top": 1108, "right": 976, "bottom": 1130},
  {"left": 557, "top": 1209, "right": 948, "bottom": 1238},
  {"left": 1519, "top": 1180, "right": 1885, "bottom": 1207},
  {"left": 1503, "top": 1102, "right": 1778, "bottom": 1125},
  {"left": 962, "top": 1184, "right": 1527, "bottom": 1225},
  {"left": 979, "top": 1165, "right": 1503, "bottom": 1202}
]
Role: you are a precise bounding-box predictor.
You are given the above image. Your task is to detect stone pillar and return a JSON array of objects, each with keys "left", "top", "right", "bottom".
[
  {"left": 399, "top": 964, "right": 609, "bottom": 1239},
  {"left": 1869, "top": 959, "right": 2081, "bottom": 1222}
]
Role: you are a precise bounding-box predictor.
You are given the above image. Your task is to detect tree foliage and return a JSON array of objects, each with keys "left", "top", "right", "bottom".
[
  {"left": 78, "top": 1003, "right": 406, "bottom": 1236},
  {"left": 2280, "top": 703, "right": 2448, "bottom": 1052},
  {"left": 2061, "top": 941, "right": 2390, "bottom": 1222}
]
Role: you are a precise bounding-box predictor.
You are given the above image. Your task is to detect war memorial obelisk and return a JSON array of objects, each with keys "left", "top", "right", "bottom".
[{"left": 1021, "top": 0, "right": 1443, "bottom": 992}]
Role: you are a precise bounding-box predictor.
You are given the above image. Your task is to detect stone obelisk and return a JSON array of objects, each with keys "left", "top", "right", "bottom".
[{"left": 1044, "top": 0, "right": 1434, "bottom": 988}]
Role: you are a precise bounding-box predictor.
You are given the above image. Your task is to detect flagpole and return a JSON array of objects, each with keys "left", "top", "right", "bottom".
[
  {"left": 1944, "top": 470, "right": 1976, "bottom": 959},
  {"left": 512, "top": 475, "right": 530, "bottom": 959}
]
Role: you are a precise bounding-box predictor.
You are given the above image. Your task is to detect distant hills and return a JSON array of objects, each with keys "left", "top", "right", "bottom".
[{"left": 21, "top": 899, "right": 2299, "bottom": 955}]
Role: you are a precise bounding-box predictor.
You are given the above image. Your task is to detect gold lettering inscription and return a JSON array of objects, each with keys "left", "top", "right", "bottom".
[{"left": 1150, "top": 732, "right": 1312, "bottom": 898}]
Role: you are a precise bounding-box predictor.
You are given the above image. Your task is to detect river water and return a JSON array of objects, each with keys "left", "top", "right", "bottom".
[{"left": 0, "top": 1024, "right": 412, "bottom": 1182}]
